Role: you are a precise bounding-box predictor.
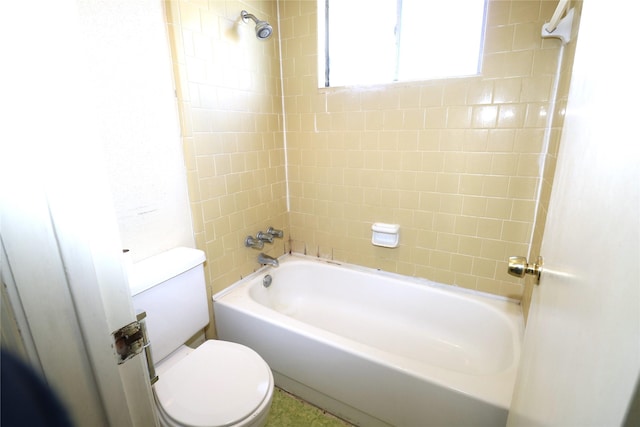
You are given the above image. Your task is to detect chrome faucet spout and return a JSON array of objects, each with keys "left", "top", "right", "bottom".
[{"left": 258, "top": 253, "right": 279, "bottom": 267}]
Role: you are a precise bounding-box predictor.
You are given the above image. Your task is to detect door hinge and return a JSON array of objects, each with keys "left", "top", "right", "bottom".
[{"left": 112, "top": 311, "right": 158, "bottom": 385}]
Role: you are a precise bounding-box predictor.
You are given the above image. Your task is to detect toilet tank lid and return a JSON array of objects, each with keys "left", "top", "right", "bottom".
[{"left": 128, "top": 247, "right": 206, "bottom": 296}]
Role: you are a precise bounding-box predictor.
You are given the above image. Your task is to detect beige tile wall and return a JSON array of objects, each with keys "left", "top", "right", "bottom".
[
  {"left": 164, "top": 0, "right": 581, "bottom": 331},
  {"left": 165, "top": 0, "right": 287, "bottom": 335},
  {"left": 280, "top": 0, "right": 573, "bottom": 300}
]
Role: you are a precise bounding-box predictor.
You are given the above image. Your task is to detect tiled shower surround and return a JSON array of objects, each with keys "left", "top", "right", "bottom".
[{"left": 165, "top": 0, "right": 580, "bottom": 330}]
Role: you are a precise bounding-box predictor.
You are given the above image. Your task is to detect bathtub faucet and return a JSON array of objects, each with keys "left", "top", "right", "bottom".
[
  {"left": 266, "top": 227, "right": 284, "bottom": 239},
  {"left": 245, "top": 235, "right": 264, "bottom": 250},
  {"left": 258, "top": 253, "right": 279, "bottom": 267},
  {"left": 256, "top": 231, "right": 274, "bottom": 244}
]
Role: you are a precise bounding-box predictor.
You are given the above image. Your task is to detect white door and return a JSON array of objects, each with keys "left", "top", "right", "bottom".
[
  {"left": 507, "top": 1, "right": 640, "bottom": 426},
  {"left": 0, "top": 0, "right": 157, "bottom": 425},
  {"left": 1, "top": 169, "right": 158, "bottom": 427}
]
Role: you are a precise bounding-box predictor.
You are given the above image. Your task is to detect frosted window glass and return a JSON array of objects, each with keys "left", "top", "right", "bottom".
[{"left": 319, "top": 0, "right": 486, "bottom": 87}]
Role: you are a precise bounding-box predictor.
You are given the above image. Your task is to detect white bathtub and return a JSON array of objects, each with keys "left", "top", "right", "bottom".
[{"left": 213, "top": 254, "right": 523, "bottom": 427}]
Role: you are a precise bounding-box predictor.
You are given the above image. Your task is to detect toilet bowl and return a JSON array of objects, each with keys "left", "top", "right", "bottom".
[
  {"left": 153, "top": 341, "right": 274, "bottom": 427},
  {"left": 129, "top": 247, "right": 274, "bottom": 427}
]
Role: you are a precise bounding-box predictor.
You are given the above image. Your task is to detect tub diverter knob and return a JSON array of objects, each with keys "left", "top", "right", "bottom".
[
  {"left": 256, "top": 231, "right": 274, "bottom": 244},
  {"left": 508, "top": 255, "right": 543, "bottom": 283}
]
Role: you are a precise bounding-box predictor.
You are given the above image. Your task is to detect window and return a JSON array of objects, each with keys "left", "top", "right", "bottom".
[{"left": 318, "top": 0, "right": 487, "bottom": 88}]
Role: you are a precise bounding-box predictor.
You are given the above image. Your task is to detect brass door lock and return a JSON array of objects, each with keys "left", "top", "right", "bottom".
[{"left": 508, "top": 256, "right": 543, "bottom": 283}]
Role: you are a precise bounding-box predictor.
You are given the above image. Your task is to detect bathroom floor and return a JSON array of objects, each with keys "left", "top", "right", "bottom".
[{"left": 265, "top": 388, "right": 354, "bottom": 427}]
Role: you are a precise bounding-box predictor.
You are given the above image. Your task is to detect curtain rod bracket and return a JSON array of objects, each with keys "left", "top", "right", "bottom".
[{"left": 542, "top": 7, "right": 574, "bottom": 45}]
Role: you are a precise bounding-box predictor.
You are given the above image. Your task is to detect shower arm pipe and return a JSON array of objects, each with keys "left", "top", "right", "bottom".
[
  {"left": 241, "top": 10, "right": 260, "bottom": 24},
  {"left": 544, "top": 0, "right": 569, "bottom": 33}
]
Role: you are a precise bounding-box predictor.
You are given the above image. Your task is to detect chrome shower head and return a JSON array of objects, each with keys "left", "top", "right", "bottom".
[{"left": 241, "top": 10, "right": 273, "bottom": 40}]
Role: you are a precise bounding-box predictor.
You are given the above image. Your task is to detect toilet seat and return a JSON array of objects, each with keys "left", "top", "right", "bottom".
[{"left": 154, "top": 340, "right": 273, "bottom": 427}]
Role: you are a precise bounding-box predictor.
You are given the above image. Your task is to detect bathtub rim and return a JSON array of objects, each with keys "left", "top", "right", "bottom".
[{"left": 215, "top": 253, "right": 522, "bottom": 306}]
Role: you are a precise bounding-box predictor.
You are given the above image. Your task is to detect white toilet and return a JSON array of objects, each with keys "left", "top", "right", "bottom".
[{"left": 129, "top": 247, "right": 274, "bottom": 427}]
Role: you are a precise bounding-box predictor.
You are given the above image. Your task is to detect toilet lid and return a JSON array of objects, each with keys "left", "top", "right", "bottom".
[{"left": 154, "top": 340, "right": 272, "bottom": 427}]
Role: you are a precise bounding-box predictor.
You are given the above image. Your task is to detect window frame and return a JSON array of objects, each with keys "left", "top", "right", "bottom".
[{"left": 318, "top": 0, "right": 489, "bottom": 88}]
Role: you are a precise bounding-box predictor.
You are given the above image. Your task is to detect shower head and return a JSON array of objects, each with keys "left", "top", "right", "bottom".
[{"left": 241, "top": 10, "right": 273, "bottom": 40}]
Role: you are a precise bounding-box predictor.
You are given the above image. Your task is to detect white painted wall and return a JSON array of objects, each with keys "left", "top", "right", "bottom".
[{"left": 76, "top": 0, "right": 194, "bottom": 261}]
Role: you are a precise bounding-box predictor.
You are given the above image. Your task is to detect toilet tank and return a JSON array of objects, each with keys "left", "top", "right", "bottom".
[{"left": 129, "top": 247, "right": 208, "bottom": 364}]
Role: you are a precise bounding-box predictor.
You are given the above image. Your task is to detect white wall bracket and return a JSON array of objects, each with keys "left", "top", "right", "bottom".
[{"left": 541, "top": 7, "right": 574, "bottom": 45}]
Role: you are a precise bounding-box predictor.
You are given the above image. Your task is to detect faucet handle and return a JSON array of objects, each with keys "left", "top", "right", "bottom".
[
  {"left": 256, "top": 231, "right": 274, "bottom": 244},
  {"left": 245, "top": 235, "right": 264, "bottom": 249},
  {"left": 266, "top": 227, "right": 284, "bottom": 239}
]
